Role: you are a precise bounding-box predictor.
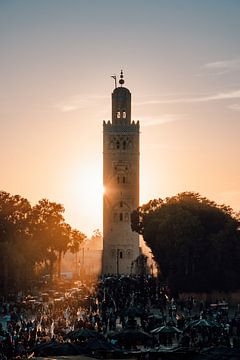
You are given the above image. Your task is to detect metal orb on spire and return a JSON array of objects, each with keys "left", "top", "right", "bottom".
[{"left": 119, "top": 70, "right": 125, "bottom": 86}]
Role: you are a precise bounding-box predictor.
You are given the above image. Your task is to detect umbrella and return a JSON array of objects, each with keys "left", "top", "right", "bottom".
[
  {"left": 32, "top": 341, "right": 83, "bottom": 356},
  {"left": 64, "top": 328, "right": 104, "bottom": 341},
  {"left": 151, "top": 325, "right": 182, "bottom": 335},
  {"left": 84, "top": 338, "right": 118, "bottom": 352},
  {"left": 185, "top": 319, "right": 219, "bottom": 330},
  {"left": 109, "top": 329, "right": 152, "bottom": 343}
]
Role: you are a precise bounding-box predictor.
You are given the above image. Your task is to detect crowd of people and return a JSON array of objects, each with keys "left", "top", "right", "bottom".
[{"left": 0, "top": 275, "right": 240, "bottom": 358}]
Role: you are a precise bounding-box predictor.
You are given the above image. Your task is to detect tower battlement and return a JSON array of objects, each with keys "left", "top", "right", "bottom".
[{"left": 103, "top": 120, "right": 139, "bottom": 133}]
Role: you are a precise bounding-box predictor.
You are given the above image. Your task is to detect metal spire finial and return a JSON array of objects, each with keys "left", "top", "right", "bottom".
[
  {"left": 119, "top": 70, "right": 124, "bottom": 86},
  {"left": 111, "top": 74, "right": 117, "bottom": 88}
]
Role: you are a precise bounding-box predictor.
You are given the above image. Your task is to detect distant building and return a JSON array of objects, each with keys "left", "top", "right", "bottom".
[
  {"left": 102, "top": 71, "right": 140, "bottom": 274},
  {"left": 62, "top": 233, "right": 103, "bottom": 281}
]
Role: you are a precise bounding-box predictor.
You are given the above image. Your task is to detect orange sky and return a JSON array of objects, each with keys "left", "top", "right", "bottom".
[{"left": 1, "top": 1, "right": 240, "bottom": 236}]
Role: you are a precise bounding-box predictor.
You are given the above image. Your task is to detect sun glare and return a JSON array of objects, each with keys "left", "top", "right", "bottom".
[
  {"left": 65, "top": 162, "right": 103, "bottom": 235},
  {"left": 73, "top": 168, "right": 102, "bottom": 203}
]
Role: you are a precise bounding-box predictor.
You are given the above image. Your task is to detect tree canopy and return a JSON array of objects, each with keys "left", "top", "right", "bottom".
[
  {"left": 0, "top": 191, "right": 86, "bottom": 294},
  {"left": 131, "top": 192, "right": 240, "bottom": 293}
]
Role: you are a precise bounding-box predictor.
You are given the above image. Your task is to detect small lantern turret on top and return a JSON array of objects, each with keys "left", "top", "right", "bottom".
[{"left": 112, "top": 70, "right": 131, "bottom": 125}]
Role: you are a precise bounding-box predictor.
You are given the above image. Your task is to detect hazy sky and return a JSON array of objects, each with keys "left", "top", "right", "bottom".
[{"left": 1, "top": 0, "right": 240, "bottom": 236}]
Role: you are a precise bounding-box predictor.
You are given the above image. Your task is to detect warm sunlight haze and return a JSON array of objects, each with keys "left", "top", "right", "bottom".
[{"left": 1, "top": 0, "right": 240, "bottom": 236}]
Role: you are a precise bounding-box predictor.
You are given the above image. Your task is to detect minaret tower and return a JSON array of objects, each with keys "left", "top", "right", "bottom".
[{"left": 102, "top": 71, "right": 140, "bottom": 274}]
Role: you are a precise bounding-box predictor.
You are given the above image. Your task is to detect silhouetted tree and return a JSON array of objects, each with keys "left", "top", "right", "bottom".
[
  {"left": 0, "top": 191, "right": 31, "bottom": 294},
  {"left": 90, "top": 229, "right": 103, "bottom": 250},
  {"left": 31, "top": 199, "right": 73, "bottom": 280},
  {"left": 0, "top": 191, "right": 87, "bottom": 294},
  {"left": 131, "top": 192, "right": 240, "bottom": 293},
  {"left": 68, "top": 229, "right": 86, "bottom": 254}
]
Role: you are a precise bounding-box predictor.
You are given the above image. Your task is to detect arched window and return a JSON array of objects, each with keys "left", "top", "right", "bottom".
[
  {"left": 123, "top": 111, "right": 126, "bottom": 118},
  {"left": 117, "top": 111, "right": 121, "bottom": 118},
  {"left": 116, "top": 141, "right": 120, "bottom": 149},
  {"left": 119, "top": 251, "right": 123, "bottom": 259},
  {"left": 123, "top": 141, "right": 126, "bottom": 149},
  {"left": 119, "top": 213, "right": 123, "bottom": 221},
  {"left": 117, "top": 174, "right": 127, "bottom": 184}
]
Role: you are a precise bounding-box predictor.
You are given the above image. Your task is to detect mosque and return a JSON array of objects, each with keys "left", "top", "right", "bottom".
[{"left": 102, "top": 71, "right": 140, "bottom": 275}]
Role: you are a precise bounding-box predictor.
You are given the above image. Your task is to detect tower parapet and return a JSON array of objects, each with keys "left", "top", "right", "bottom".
[{"left": 103, "top": 120, "right": 140, "bottom": 133}]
